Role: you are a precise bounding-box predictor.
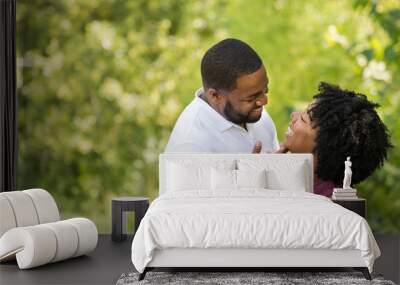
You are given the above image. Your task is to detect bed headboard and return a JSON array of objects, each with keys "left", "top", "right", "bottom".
[{"left": 159, "top": 153, "right": 314, "bottom": 195}]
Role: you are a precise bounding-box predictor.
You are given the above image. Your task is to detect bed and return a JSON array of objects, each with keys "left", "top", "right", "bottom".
[{"left": 131, "top": 153, "right": 380, "bottom": 280}]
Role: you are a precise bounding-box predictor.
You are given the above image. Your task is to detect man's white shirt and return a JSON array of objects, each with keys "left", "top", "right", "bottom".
[{"left": 165, "top": 88, "right": 279, "bottom": 153}]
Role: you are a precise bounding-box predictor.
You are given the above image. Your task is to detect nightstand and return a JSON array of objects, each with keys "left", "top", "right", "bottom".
[
  {"left": 332, "top": 198, "right": 366, "bottom": 218},
  {"left": 111, "top": 197, "right": 149, "bottom": 242}
]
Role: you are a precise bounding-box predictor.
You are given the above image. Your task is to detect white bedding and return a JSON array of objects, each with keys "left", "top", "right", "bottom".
[{"left": 131, "top": 190, "right": 380, "bottom": 273}]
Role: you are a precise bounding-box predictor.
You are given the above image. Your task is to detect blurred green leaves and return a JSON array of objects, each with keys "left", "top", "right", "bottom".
[{"left": 17, "top": 0, "right": 225, "bottom": 231}]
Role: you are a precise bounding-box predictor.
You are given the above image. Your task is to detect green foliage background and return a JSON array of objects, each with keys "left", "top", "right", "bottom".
[{"left": 16, "top": 0, "right": 399, "bottom": 233}]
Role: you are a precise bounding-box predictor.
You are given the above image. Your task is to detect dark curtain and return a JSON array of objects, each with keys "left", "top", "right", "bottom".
[{"left": 0, "top": 0, "right": 17, "bottom": 192}]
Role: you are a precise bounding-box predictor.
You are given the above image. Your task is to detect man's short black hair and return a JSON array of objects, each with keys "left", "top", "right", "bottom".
[
  {"left": 309, "top": 82, "right": 393, "bottom": 186},
  {"left": 201, "top": 38, "right": 263, "bottom": 91}
]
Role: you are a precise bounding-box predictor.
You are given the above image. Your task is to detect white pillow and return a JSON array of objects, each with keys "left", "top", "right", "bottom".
[
  {"left": 237, "top": 159, "right": 307, "bottom": 191},
  {"left": 236, "top": 169, "right": 267, "bottom": 189},
  {"left": 266, "top": 164, "right": 306, "bottom": 191},
  {"left": 167, "top": 162, "right": 211, "bottom": 191}
]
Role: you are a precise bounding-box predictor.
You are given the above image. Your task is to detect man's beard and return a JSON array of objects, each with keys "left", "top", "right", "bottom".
[{"left": 223, "top": 100, "right": 261, "bottom": 124}]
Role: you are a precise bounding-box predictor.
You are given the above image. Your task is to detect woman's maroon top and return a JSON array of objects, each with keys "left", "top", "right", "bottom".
[{"left": 314, "top": 180, "right": 336, "bottom": 198}]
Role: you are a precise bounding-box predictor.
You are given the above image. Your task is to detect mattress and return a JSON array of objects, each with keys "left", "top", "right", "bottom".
[{"left": 131, "top": 189, "right": 380, "bottom": 273}]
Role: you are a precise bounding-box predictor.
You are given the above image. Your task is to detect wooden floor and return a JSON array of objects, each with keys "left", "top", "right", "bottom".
[{"left": 0, "top": 234, "right": 399, "bottom": 285}]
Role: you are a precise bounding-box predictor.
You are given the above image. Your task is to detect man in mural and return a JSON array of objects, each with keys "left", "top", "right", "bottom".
[{"left": 165, "top": 38, "right": 279, "bottom": 153}]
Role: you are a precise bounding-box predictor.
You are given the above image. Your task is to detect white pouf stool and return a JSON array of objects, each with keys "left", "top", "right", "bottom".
[{"left": 0, "top": 189, "right": 98, "bottom": 269}]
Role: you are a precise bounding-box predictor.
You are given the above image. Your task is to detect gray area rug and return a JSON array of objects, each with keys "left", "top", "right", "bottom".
[{"left": 116, "top": 271, "right": 396, "bottom": 285}]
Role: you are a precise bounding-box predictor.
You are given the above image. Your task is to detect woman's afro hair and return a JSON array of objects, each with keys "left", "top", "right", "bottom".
[{"left": 308, "top": 82, "right": 392, "bottom": 186}]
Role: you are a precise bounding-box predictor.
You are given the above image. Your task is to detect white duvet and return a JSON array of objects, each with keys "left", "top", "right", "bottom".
[{"left": 131, "top": 190, "right": 380, "bottom": 273}]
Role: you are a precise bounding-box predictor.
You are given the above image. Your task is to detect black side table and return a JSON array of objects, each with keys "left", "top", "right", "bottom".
[
  {"left": 112, "top": 197, "right": 149, "bottom": 242},
  {"left": 332, "top": 198, "right": 366, "bottom": 218}
]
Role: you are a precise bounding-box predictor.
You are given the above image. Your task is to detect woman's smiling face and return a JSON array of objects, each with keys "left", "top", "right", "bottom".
[{"left": 284, "top": 106, "right": 318, "bottom": 153}]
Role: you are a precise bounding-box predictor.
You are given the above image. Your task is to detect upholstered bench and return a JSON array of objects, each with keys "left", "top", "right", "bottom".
[{"left": 0, "top": 189, "right": 98, "bottom": 269}]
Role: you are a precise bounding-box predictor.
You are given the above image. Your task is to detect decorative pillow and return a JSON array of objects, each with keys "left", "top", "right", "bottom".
[
  {"left": 236, "top": 169, "right": 267, "bottom": 189},
  {"left": 211, "top": 168, "right": 236, "bottom": 190},
  {"left": 211, "top": 168, "right": 268, "bottom": 190}
]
